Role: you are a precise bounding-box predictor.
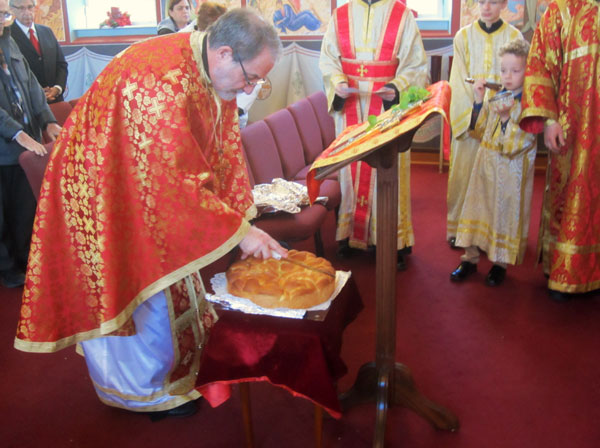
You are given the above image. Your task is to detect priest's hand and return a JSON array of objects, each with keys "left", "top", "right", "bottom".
[
  {"left": 239, "top": 226, "right": 288, "bottom": 260},
  {"left": 335, "top": 82, "right": 353, "bottom": 99},
  {"left": 45, "top": 123, "right": 62, "bottom": 141},
  {"left": 15, "top": 132, "right": 48, "bottom": 156},
  {"left": 375, "top": 86, "right": 396, "bottom": 102},
  {"left": 544, "top": 121, "right": 565, "bottom": 154}
]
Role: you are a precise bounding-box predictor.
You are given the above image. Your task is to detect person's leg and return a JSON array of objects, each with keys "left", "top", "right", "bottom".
[
  {"left": 0, "top": 167, "right": 11, "bottom": 273},
  {"left": 450, "top": 246, "right": 478, "bottom": 281},
  {"left": 485, "top": 261, "right": 507, "bottom": 286},
  {"left": 80, "top": 291, "right": 200, "bottom": 413},
  {"left": 7, "top": 166, "right": 36, "bottom": 271},
  {"left": 0, "top": 166, "right": 30, "bottom": 287}
]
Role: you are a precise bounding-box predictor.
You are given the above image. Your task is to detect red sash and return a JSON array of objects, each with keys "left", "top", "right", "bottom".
[{"left": 335, "top": 0, "right": 406, "bottom": 248}]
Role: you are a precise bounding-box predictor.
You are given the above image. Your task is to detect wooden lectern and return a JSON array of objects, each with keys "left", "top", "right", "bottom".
[{"left": 308, "top": 82, "right": 459, "bottom": 446}]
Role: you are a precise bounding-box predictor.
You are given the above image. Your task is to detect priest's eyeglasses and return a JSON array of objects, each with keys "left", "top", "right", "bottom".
[
  {"left": 234, "top": 52, "right": 266, "bottom": 87},
  {"left": 0, "top": 11, "right": 13, "bottom": 20}
]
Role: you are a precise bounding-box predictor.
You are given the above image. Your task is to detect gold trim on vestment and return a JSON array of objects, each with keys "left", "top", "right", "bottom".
[
  {"left": 13, "top": 221, "right": 250, "bottom": 353},
  {"left": 564, "top": 44, "right": 597, "bottom": 63},
  {"left": 519, "top": 106, "right": 554, "bottom": 121},
  {"left": 340, "top": 58, "right": 400, "bottom": 67},
  {"left": 94, "top": 386, "right": 201, "bottom": 412},
  {"left": 548, "top": 279, "right": 600, "bottom": 294}
]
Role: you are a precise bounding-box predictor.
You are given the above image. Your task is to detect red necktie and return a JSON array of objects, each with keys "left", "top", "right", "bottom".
[{"left": 29, "top": 28, "right": 41, "bottom": 55}]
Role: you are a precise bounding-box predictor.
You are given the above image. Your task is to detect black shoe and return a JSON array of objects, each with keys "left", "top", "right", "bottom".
[
  {"left": 450, "top": 261, "right": 477, "bottom": 282},
  {"left": 398, "top": 246, "right": 412, "bottom": 255},
  {"left": 485, "top": 265, "right": 506, "bottom": 286},
  {"left": 147, "top": 400, "right": 198, "bottom": 422},
  {"left": 397, "top": 253, "right": 407, "bottom": 271},
  {"left": 0, "top": 269, "right": 25, "bottom": 288},
  {"left": 448, "top": 237, "right": 457, "bottom": 249},
  {"left": 548, "top": 289, "right": 572, "bottom": 302},
  {"left": 336, "top": 240, "right": 360, "bottom": 258}
]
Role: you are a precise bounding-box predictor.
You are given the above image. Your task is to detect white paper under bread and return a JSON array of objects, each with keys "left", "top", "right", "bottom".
[{"left": 207, "top": 270, "right": 351, "bottom": 319}]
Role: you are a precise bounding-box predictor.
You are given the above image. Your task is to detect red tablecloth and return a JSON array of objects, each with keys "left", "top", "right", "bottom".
[{"left": 196, "top": 277, "right": 363, "bottom": 418}]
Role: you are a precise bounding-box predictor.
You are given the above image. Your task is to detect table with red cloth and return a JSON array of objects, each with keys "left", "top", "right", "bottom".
[{"left": 196, "top": 277, "right": 363, "bottom": 418}]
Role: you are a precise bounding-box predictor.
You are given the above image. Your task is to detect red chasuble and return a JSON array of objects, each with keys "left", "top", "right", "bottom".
[
  {"left": 520, "top": 0, "right": 600, "bottom": 293},
  {"left": 335, "top": 0, "right": 406, "bottom": 247},
  {"left": 15, "top": 33, "right": 255, "bottom": 352}
]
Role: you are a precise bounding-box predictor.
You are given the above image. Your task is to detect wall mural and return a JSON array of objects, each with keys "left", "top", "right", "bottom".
[
  {"left": 35, "top": 0, "right": 65, "bottom": 41},
  {"left": 247, "top": 0, "right": 330, "bottom": 38}
]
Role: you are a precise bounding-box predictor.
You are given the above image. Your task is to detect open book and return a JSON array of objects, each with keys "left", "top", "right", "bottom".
[{"left": 307, "top": 81, "right": 452, "bottom": 202}]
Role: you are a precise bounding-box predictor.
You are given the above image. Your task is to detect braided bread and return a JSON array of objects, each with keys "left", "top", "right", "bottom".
[{"left": 226, "top": 250, "right": 336, "bottom": 309}]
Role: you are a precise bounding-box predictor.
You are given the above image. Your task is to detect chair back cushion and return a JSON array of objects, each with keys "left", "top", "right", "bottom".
[
  {"left": 287, "top": 97, "right": 324, "bottom": 164},
  {"left": 49, "top": 101, "right": 73, "bottom": 126},
  {"left": 241, "top": 120, "right": 284, "bottom": 185},
  {"left": 18, "top": 142, "right": 54, "bottom": 201},
  {"left": 306, "top": 91, "right": 336, "bottom": 149},
  {"left": 264, "top": 108, "right": 307, "bottom": 179}
]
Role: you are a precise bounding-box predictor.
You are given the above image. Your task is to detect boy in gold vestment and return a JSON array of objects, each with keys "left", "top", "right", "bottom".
[{"left": 450, "top": 39, "right": 536, "bottom": 286}]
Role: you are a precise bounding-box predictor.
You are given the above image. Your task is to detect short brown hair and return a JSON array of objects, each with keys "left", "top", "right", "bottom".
[
  {"left": 499, "top": 38, "right": 530, "bottom": 59},
  {"left": 197, "top": 2, "right": 227, "bottom": 32},
  {"left": 167, "top": 0, "right": 187, "bottom": 12}
]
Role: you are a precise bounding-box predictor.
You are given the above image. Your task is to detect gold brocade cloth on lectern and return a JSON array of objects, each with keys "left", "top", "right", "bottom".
[{"left": 307, "top": 81, "right": 451, "bottom": 203}]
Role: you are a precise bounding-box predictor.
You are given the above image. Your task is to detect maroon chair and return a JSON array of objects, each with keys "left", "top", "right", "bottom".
[
  {"left": 264, "top": 108, "right": 307, "bottom": 180},
  {"left": 287, "top": 97, "right": 324, "bottom": 165},
  {"left": 264, "top": 108, "right": 342, "bottom": 214},
  {"left": 68, "top": 98, "right": 80, "bottom": 109},
  {"left": 18, "top": 142, "right": 54, "bottom": 201},
  {"left": 241, "top": 118, "right": 330, "bottom": 256},
  {"left": 240, "top": 120, "right": 285, "bottom": 185},
  {"left": 306, "top": 91, "right": 336, "bottom": 149},
  {"left": 48, "top": 101, "right": 73, "bottom": 126}
]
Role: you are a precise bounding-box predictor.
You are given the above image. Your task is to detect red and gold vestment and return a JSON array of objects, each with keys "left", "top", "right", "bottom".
[
  {"left": 15, "top": 32, "right": 256, "bottom": 352},
  {"left": 519, "top": 0, "right": 600, "bottom": 293}
]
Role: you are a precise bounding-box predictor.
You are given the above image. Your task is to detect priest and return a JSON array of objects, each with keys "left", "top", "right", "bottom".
[
  {"left": 519, "top": 0, "right": 600, "bottom": 302},
  {"left": 14, "top": 9, "right": 286, "bottom": 419}
]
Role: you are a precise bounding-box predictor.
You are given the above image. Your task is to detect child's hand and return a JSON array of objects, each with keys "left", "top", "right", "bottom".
[
  {"left": 496, "top": 102, "right": 513, "bottom": 122},
  {"left": 472, "top": 79, "right": 486, "bottom": 104}
]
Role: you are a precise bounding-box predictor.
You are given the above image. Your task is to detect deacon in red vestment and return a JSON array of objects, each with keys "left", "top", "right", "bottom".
[
  {"left": 14, "top": 9, "right": 286, "bottom": 417},
  {"left": 519, "top": 0, "right": 600, "bottom": 300}
]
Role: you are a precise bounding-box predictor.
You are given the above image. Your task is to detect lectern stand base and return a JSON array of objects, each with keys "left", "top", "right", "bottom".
[{"left": 339, "top": 362, "right": 459, "bottom": 432}]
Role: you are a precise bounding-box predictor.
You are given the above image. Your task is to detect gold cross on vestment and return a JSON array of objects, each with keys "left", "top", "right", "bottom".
[
  {"left": 357, "top": 64, "right": 368, "bottom": 77},
  {"left": 357, "top": 195, "right": 368, "bottom": 207},
  {"left": 148, "top": 98, "right": 166, "bottom": 119},
  {"left": 164, "top": 69, "right": 182, "bottom": 84},
  {"left": 122, "top": 81, "right": 138, "bottom": 100},
  {"left": 139, "top": 135, "right": 153, "bottom": 150}
]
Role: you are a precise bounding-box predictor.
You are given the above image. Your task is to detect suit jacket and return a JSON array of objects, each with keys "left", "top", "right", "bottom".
[
  {"left": 10, "top": 22, "right": 68, "bottom": 103},
  {"left": 0, "top": 31, "right": 56, "bottom": 165}
]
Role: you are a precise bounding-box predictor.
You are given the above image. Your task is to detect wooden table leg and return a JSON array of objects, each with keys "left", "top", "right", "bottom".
[
  {"left": 314, "top": 404, "right": 323, "bottom": 448},
  {"left": 239, "top": 383, "right": 255, "bottom": 448}
]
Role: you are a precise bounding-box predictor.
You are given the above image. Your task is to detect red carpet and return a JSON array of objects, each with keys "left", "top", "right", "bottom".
[{"left": 1, "top": 162, "right": 599, "bottom": 447}]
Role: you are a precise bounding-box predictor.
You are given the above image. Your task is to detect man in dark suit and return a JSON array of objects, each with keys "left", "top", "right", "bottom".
[
  {"left": 0, "top": 0, "right": 60, "bottom": 288},
  {"left": 9, "top": 0, "right": 67, "bottom": 103}
]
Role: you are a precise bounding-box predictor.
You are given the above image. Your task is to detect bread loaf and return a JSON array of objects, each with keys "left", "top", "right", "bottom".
[{"left": 226, "top": 250, "right": 336, "bottom": 309}]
